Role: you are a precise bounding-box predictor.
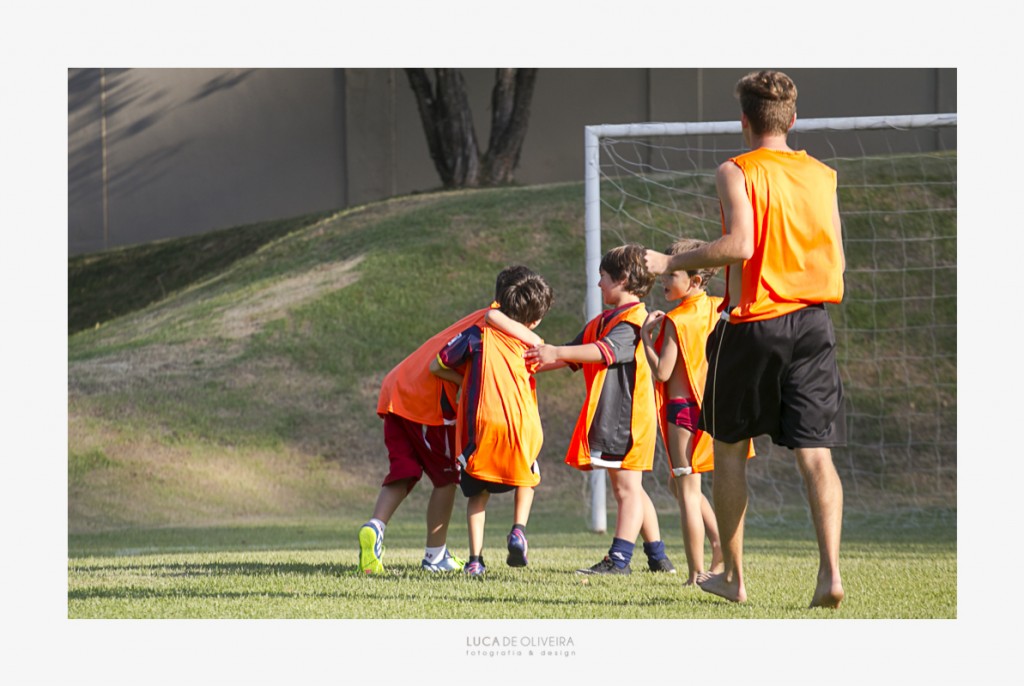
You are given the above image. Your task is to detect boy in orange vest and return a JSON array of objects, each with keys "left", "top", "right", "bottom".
[
  {"left": 359, "top": 265, "right": 541, "bottom": 575},
  {"left": 430, "top": 272, "right": 554, "bottom": 576},
  {"left": 640, "top": 237, "right": 755, "bottom": 585},
  {"left": 519, "top": 244, "right": 676, "bottom": 575}
]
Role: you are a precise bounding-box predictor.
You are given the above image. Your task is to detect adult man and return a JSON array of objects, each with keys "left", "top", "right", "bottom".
[{"left": 644, "top": 70, "right": 845, "bottom": 608}]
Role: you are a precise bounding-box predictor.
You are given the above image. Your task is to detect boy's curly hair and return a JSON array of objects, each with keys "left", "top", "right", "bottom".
[
  {"left": 499, "top": 273, "right": 553, "bottom": 325},
  {"left": 494, "top": 264, "right": 536, "bottom": 301},
  {"left": 668, "top": 238, "right": 719, "bottom": 290},
  {"left": 600, "top": 243, "right": 655, "bottom": 298}
]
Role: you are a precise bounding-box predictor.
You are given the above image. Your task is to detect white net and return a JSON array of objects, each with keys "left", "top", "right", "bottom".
[{"left": 588, "top": 115, "right": 957, "bottom": 529}]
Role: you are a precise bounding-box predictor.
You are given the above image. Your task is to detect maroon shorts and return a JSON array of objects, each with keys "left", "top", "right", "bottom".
[
  {"left": 382, "top": 413, "right": 460, "bottom": 490},
  {"left": 665, "top": 398, "right": 700, "bottom": 432}
]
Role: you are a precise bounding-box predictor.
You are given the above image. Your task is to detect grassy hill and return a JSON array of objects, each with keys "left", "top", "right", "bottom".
[
  {"left": 69, "top": 184, "right": 597, "bottom": 533},
  {"left": 68, "top": 161, "right": 957, "bottom": 535}
]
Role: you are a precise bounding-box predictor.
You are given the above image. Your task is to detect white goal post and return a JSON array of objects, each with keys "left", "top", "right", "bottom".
[{"left": 582, "top": 113, "right": 958, "bottom": 533}]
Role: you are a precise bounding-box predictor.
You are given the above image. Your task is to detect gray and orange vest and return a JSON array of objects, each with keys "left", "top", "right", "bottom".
[{"left": 566, "top": 302, "right": 657, "bottom": 472}]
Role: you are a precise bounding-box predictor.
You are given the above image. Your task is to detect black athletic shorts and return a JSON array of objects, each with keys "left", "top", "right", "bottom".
[
  {"left": 698, "top": 304, "right": 847, "bottom": 449},
  {"left": 459, "top": 470, "right": 516, "bottom": 497}
]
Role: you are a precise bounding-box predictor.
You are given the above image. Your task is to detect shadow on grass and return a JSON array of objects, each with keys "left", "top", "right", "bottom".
[{"left": 68, "top": 507, "right": 955, "bottom": 558}]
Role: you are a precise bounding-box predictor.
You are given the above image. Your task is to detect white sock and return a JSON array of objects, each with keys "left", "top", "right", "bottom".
[
  {"left": 369, "top": 518, "right": 386, "bottom": 533},
  {"left": 424, "top": 545, "right": 447, "bottom": 564}
]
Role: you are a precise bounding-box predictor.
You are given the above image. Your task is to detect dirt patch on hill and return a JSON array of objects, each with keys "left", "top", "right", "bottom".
[{"left": 219, "top": 255, "right": 364, "bottom": 339}]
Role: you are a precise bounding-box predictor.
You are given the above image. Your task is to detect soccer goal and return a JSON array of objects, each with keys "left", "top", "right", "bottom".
[{"left": 582, "top": 113, "right": 957, "bottom": 533}]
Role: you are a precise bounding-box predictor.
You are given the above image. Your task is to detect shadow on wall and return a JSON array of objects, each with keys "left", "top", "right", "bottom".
[{"left": 68, "top": 69, "right": 258, "bottom": 253}]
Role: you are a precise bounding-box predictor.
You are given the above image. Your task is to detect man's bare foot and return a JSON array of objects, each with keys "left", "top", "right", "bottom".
[
  {"left": 697, "top": 571, "right": 747, "bottom": 603},
  {"left": 708, "top": 546, "right": 724, "bottom": 574},
  {"left": 809, "top": 580, "right": 844, "bottom": 609}
]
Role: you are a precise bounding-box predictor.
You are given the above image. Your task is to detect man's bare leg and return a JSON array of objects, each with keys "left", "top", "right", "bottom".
[
  {"left": 697, "top": 440, "right": 748, "bottom": 602},
  {"left": 701, "top": 493, "right": 724, "bottom": 573},
  {"left": 425, "top": 483, "right": 457, "bottom": 548},
  {"left": 795, "top": 447, "right": 845, "bottom": 609}
]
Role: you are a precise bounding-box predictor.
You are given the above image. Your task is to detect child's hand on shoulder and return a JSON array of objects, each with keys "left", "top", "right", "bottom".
[{"left": 524, "top": 344, "right": 559, "bottom": 366}]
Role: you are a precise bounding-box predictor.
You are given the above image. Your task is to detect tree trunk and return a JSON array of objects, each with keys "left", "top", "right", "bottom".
[
  {"left": 405, "top": 68, "right": 538, "bottom": 189},
  {"left": 405, "top": 68, "right": 480, "bottom": 188},
  {"left": 481, "top": 68, "right": 538, "bottom": 185}
]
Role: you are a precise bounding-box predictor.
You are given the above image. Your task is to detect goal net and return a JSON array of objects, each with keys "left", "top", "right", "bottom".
[{"left": 583, "top": 114, "right": 957, "bottom": 532}]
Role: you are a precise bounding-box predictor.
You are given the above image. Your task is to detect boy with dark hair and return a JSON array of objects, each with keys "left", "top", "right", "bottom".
[
  {"left": 520, "top": 244, "right": 676, "bottom": 575},
  {"left": 358, "top": 265, "right": 541, "bottom": 575},
  {"left": 430, "top": 272, "right": 554, "bottom": 577},
  {"left": 640, "top": 237, "right": 754, "bottom": 585},
  {"left": 645, "top": 70, "right": 847, "bottom": 607}
]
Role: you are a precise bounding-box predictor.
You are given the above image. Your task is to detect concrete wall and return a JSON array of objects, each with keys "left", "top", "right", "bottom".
[
  {"left": 69, "top": 68, "right": 348, "bottom": 255},
  {"left": 68, "top": 68, "right": 956, "bottom": 255}
]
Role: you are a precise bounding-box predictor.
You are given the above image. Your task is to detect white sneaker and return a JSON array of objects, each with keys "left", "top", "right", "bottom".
[{"left": 421, "top": 549, "right": 465, "bottom": 572}]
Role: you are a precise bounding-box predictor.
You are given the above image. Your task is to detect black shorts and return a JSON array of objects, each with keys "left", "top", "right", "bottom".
[
  {"left": 459, "top": 470, "right": 516, "bottom": 497},
  {"left": 698, "top": 304, "right": 847, "bottom": 449}
]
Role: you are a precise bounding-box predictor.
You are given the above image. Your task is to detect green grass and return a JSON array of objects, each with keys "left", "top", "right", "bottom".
[
  {"left": 68, "top": 158, "right": 956, "bottom": 619},
  {"left": 68, "top": 509, "right": 955, "bottom": 619},
  {"left": 68, "top": 212, "right": 333, "bottom": 335}
]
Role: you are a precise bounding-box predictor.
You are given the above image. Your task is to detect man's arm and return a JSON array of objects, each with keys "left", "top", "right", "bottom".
[{"left": 645, "top": 161, "right": 755, "bottom": 275}]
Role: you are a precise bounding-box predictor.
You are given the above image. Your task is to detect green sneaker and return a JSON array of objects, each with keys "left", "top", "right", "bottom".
[
  {"left": 358, "top": 522, "right": 385, "bottom": 575},
  {"left": 421, "top": 549, "right": 465, "bottom": 572}
]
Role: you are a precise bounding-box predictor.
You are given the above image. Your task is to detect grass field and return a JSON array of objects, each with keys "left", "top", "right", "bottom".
[
  {"left": 68, "top": 507, "right": 955, "bottom": 620},
  {"left": 68, "top": 165, "right": 956, "bottom": 623}
]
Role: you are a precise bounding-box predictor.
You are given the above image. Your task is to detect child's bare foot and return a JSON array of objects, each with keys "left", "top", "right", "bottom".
[
  {"left": 697, "top": 571, "right": 746, "bottom": 603},
  {"left": 809, "top": 576, "right": 844, "bottom": 609}
]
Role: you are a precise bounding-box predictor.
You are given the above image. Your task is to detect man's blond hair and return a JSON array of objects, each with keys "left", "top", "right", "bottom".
[{"left": 735, "top": 70, "right": 797, "bottom": 136}]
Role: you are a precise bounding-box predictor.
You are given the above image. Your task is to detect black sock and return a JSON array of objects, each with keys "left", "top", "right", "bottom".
[
  {"left": 511, "top": 523, "right": 527, "bottom": 535},
  {"left": 469, "top": 554, "right": 484, "bottom": 564}
]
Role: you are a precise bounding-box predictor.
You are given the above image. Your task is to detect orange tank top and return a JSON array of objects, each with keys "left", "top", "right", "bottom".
[
  {"left": 725, "top": 148, "right": 844, "bottom": 323},
  {"left": 458, "top": 325, "right": 543, "bottom": 487},
  {"left": 653, "top": 292, "right": 753, "bottom": 473},
  {"left": 376, "top": 305, "right": 494, "bottom": 425}
]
